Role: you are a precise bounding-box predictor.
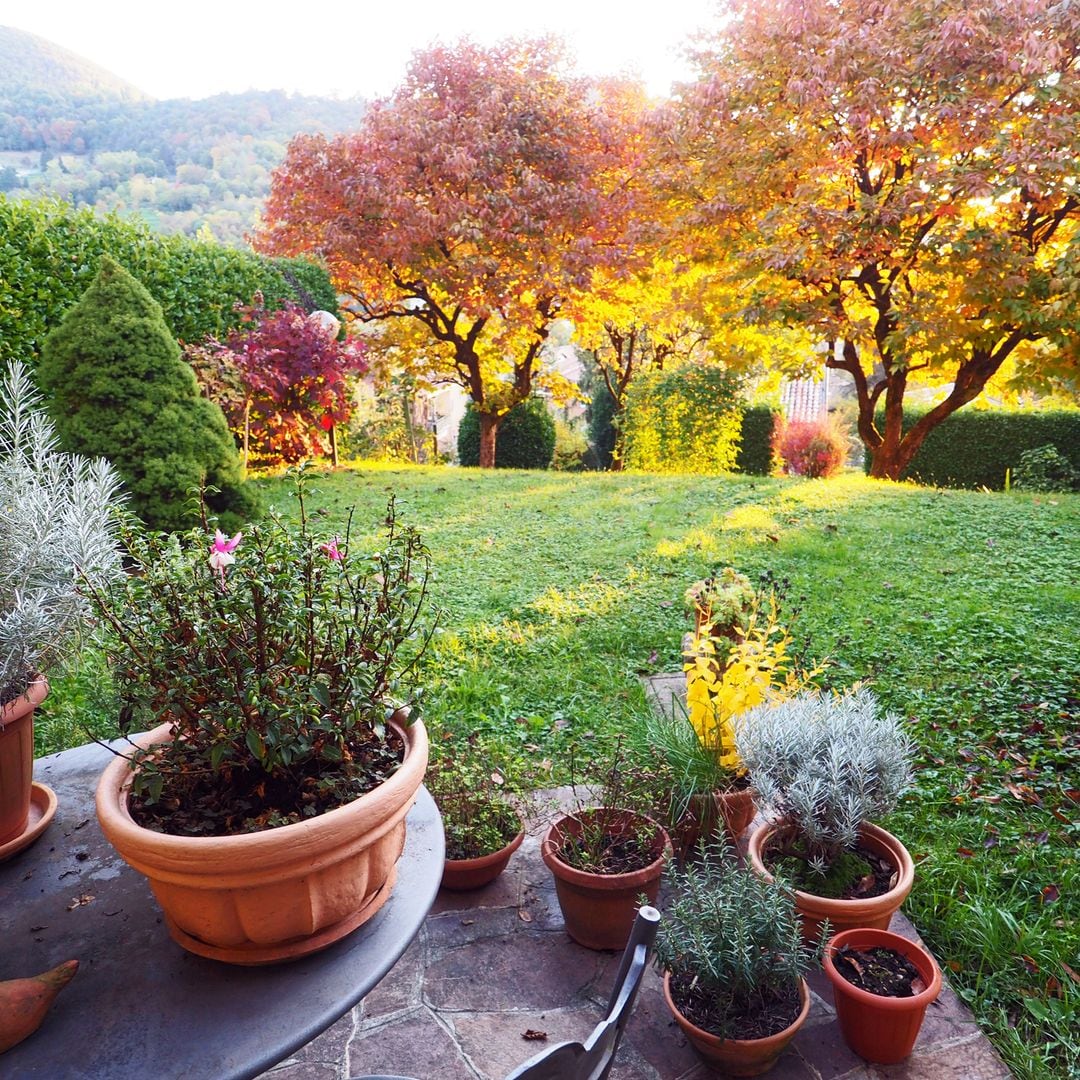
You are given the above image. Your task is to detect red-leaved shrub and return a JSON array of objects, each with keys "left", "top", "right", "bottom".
[{"left": 774, "top": 418, "right": 848, "bottom": 478}]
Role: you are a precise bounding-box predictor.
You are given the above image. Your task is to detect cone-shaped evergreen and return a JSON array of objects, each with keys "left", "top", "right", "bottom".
[{"left": 38, "top": 256, "right": 259, "bottom": 532}]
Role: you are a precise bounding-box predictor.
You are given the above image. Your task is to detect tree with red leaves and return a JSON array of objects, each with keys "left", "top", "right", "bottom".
[
  {"left": 202, "top": 297, "right": 368, "bottom": 467},
  {"left": 258, "top": 40, "right": 647, "bottom": 467}
]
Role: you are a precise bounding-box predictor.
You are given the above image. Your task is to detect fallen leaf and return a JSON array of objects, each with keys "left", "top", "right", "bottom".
[
  {"left": 1061, "top": 962, "right": 1080, "bottom": 985},
  {"left": 518, "top": 909, "right": 533, "bottom": 923},
  {"left": 956, "top": 847, "right": 975, "bottom": 858},
  {"left": 947, "top": 959, "right": 962, "bottom": 972},
  {"left": 1041, "top": 884, "right": 1060, "bottom": 905},
  {"left": 766, "top": 534, "right": 780, "bottom": 543},
  {"left": 659, "top": 601, "right": 672, "bottom": 609},
  {"left": 522, "top": 1030, "right": 548, "bottom": 1042},
  {"left": 1021, "top": 955, "right": 1040, "bottom": 975},
  {"left": 66, "top": 894, "right": 95, "bottom": 910}
]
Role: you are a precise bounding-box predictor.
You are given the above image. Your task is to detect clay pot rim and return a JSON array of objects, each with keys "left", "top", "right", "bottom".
[
  {"left": 444, "top": 826, "right": 525, "bottom": 871},
  {"left": 540, "top": 807, "right": 672, "bottom": 887},
  {"left": 662, "top": 970, "right": 811, "bottom": 1049},
  {"left": 0, "top": 676, "right": 49, "bottom": 728},
  {"left": 747, "top": 818, "right": 915, "bottom": 907},
  {"left": 96, "top": 711, "right": 428, "bottom": 864},
  {"left": 824, "top": 927, "right": 942, "bottom": 1011}
]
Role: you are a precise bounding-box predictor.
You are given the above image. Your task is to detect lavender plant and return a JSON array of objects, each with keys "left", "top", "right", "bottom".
[
  {"left": 655, "top": 845, "right": 825, "bottom": 1038},
  {"left": 0, "top": 361, "right": 123, "bottom": 706},
  {"left": 734, "top": 687, "right": 914, "bottom": 874}
]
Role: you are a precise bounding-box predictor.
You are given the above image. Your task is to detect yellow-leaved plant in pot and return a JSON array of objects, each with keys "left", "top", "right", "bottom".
[{"left": 652, "top": 580, "right": 823, "bottom": 853}]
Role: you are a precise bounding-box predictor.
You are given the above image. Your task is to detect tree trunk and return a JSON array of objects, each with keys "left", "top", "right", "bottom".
[{"left": 478, "top": 412, "right": 499, "bottom": 468}]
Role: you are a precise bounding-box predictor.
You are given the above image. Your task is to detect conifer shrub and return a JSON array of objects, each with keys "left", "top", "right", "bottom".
[
  {"left": 735, "top": 403, "right": 782, "bottom": 475},
  {"left": 774, "top": 418, "right": 848, "bottom": 478},
  {"left": 587, "top": 384, "right": 618, "bottom": 469},
  {"left": 457, "top": 399, "right": 556, "bottom": 469},
  {"left": 37, "top": 257, "right": 259, "bottom": 532}
]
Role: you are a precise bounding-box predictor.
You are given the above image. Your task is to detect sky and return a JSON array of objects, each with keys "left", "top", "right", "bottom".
[{"left": 1, "top": 0, "right": 718, "bottom": 101}]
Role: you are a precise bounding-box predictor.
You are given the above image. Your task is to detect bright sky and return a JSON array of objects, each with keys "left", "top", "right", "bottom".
[{"left": 1, "top": 0, "right": 718, "bottom": 101}]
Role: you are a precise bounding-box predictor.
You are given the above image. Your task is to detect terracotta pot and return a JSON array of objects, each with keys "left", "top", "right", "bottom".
[
  {"left": 663, "top": 972, "right": 810, "bottom": 1076},
  {"left": 0, "top": 679, "right": 49, "bottom": 846},
  {"left": 441, "top": 827, "right": 524, "bottom": 891},
  {"left": 541, "top": 808, "right": 671, "bottom": 950},
  {"left": 824, "top": 927, "right": 942, "bottom": 1063},
  {"left": 675, "top": 785, "right": 756, "bottom": 858},
  {"left": 716, "top": 784, "right": 757, "bottom": 843},
  {"left": 747, "top": 820, "right": 914, "bottom": 942},
  {"left": 96, "top": 714, "right": 428, "bottom": 965}
]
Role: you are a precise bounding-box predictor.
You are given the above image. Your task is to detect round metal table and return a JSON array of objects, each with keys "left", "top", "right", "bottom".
[{"left": 0, "top": 739, "right": 444, "bottom": 1079}]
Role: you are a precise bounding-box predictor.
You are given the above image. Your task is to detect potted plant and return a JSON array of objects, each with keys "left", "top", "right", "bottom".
[
  {"left": 655, "top": 844, "right": 826, "bottom": 1076},
  {"left": 0, "top": 361, "right": 121, "bottom": 857},
  {"left": 823, "top": 927, "right": 942, "bottom": 1063},
  {"left": 684, "top": 567, "right": 755, "bottom": 640},
  {"left": 541, "top": 746, "right": 672, "bottom": 950},
  {"left": 736, "top": 686, "right": 915, "bottom": 940},
  {"left": 426, "top": 737, "right": 525, "bottom": 891},
  {"left": 91, "top": 471, "right": 436, "bottom": 964},
  {"left": 659, "top": 584, "right": 824, "bottom": 851}
]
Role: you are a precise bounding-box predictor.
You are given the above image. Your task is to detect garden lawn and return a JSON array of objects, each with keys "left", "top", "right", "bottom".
[{"left": 44, "top": 465, "right": 1078, "bottom": 1080}]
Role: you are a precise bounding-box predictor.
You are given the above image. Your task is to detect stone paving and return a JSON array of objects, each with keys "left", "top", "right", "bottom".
[{"left": 262, "top": 675, "right": 1013, "bottom": 1080}]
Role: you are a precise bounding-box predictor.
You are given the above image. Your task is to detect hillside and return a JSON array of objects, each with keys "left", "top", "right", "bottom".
[
  {"left": 0, "top": 25, "right": 365, "bottom": 245},
  {"left": 0, "top": 25, "right": 146, "bottom": 100}
]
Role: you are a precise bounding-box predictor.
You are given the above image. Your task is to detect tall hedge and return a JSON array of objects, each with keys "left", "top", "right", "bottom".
[
  {"left": 587, "top": 384, "right": 618, "bottom": 469},
  {"left": 868, "top": 405, "right": 1080, "bottom": 489},
  {"left": 735, "top": 403, "right": 781, "bottom": 475},
  {"left": 457, "top": 399, "right": 557, "bottom": 468},
  {"left": 0, "top": 195, "right": 337, "bottom": 368},
  {"left": 38, "top": 257, "right": 259, "bottom": 532},
  {"left": 621, "top": 365, "right": 745, "bottom": 474}
]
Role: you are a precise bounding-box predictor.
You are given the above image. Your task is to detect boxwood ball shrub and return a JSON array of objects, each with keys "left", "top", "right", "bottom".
[
  {"left": 1012, "top": 443, "right": 1079, "bottom": 493},
  {"left": 37, "top": 257, "right": 259, "bottom": 533},
  {"left": 457, "top": 398, "right": 556, "bottom": 469}
]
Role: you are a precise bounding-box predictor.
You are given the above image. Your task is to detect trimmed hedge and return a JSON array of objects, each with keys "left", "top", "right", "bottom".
[
  {"left": 457, "top": 398, "right": 557, "bottom": 468},
  {"left": 0, "top": 195, "right": 337, "bottom": 368},
  {"left": 587, "top": 383, "right": 618, "bottom": 470},
  {"left": 736, "top": 403, "right": 781, "bottom": 476},
  {"left": 869, "top": 405, "right": 1080, "bottom": 489}
]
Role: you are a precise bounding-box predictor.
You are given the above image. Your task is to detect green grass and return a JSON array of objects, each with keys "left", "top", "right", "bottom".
[{"left": 41, "top": 464, "right": 1078, "bottom": 1078}]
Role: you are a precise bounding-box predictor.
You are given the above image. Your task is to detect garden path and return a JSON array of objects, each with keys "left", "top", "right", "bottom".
[{"left": 260, "top": 674, "right": 1012, "bottom": 1080}]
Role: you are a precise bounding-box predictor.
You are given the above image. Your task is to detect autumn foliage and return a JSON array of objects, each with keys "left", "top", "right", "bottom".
[
  {"left": 193, "top": 297, "right": 368, "bottom": 467},
  {"left": 674, "top": 0, "right": 1080, "bottom": 479},
  {"left": 774, "top": 419, "right": 849, "bottom": 479},
  {"left": 258, "top": 39, "right": 649, "bottom": 466}
]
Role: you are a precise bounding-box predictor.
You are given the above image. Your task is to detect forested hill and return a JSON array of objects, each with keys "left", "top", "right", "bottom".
[{"left": 0, "top": 25, "right": 366, "bottom": 246}]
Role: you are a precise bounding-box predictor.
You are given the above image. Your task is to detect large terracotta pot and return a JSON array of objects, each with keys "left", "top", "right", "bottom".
[
  {"left": 675, "top": 786, "right": 756, "bottom": 858},
  {"left": 663, "top": 972, "right": 810, "bottom": 1076},
  {"left": 824, "top": 927, "right": 942, "bottom": 1064},
  {"left": 541, "top": 808, "right": 671, "bottom": 950},
  {"left": 96, "top": 714, "right": 428, "bottom": 965},
  {"left": 0, "top": 679, "right": 48, "bottom": 845},
  {"left": 747, "top": 820, "right": 914, "bottom": 942},
  {"left": 441, "top": 827, "right": 524, "bottom": 891}
]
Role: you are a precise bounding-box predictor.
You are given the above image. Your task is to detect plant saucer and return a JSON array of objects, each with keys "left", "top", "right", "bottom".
[{"left": 0, "top": 782, "right": 58, "bottom": 863}]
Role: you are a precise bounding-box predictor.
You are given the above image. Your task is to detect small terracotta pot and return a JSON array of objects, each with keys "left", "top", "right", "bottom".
[
  {"left": 541, "top": 808, "right": 671, "bottom": 950},
  {"left": 747, "top": 820, "right": 914, "bottom": 941},
  {"left": 441, "top": 827, "right": 524, "bottom": 891},
  {"left": 0, "top": 679, "right": 49, "bottom": 846},
  {"left": 824, "top": 927, "right": 942, "bottom": 1064},
  {"left": 675, "top": 786, "right": 756, "bottom": 858},
  {"left": 96, "top": 713, "right": 427, "bottom": 965},
  {"left": 663, "top": 972, "right": 810, "bottom": 1076}
]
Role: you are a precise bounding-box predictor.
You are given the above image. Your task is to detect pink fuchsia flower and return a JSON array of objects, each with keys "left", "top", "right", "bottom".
[
  {"left": 208, "top": 529, "right": 242, "bottom": 581},
  {"left": 320, "top": 536, "right": 344, "bottom": 562}
]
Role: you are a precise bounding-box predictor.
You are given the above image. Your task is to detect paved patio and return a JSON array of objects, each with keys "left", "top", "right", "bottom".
[{"left": 262, "top": 675, "right": 1012, "bottom": 1080}]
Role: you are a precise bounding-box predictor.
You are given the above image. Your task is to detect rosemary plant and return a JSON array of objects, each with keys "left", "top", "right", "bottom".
[
  {"left": 0, "top": 361, "right": 123, "bottom": 705},
  {"left": 735, "top": 687, "right": 914, "bottom": 874},
  {"left": 655, "top": 845, "right": 825, "bottom": 1038}
]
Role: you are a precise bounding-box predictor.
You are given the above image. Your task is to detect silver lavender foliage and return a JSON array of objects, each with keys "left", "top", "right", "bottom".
[
  {"left": 734, "top": 686, "right": 914, "bottom": 873},
  {"left": 0, "top": 361, "right": 124, "bottom": 706}
]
